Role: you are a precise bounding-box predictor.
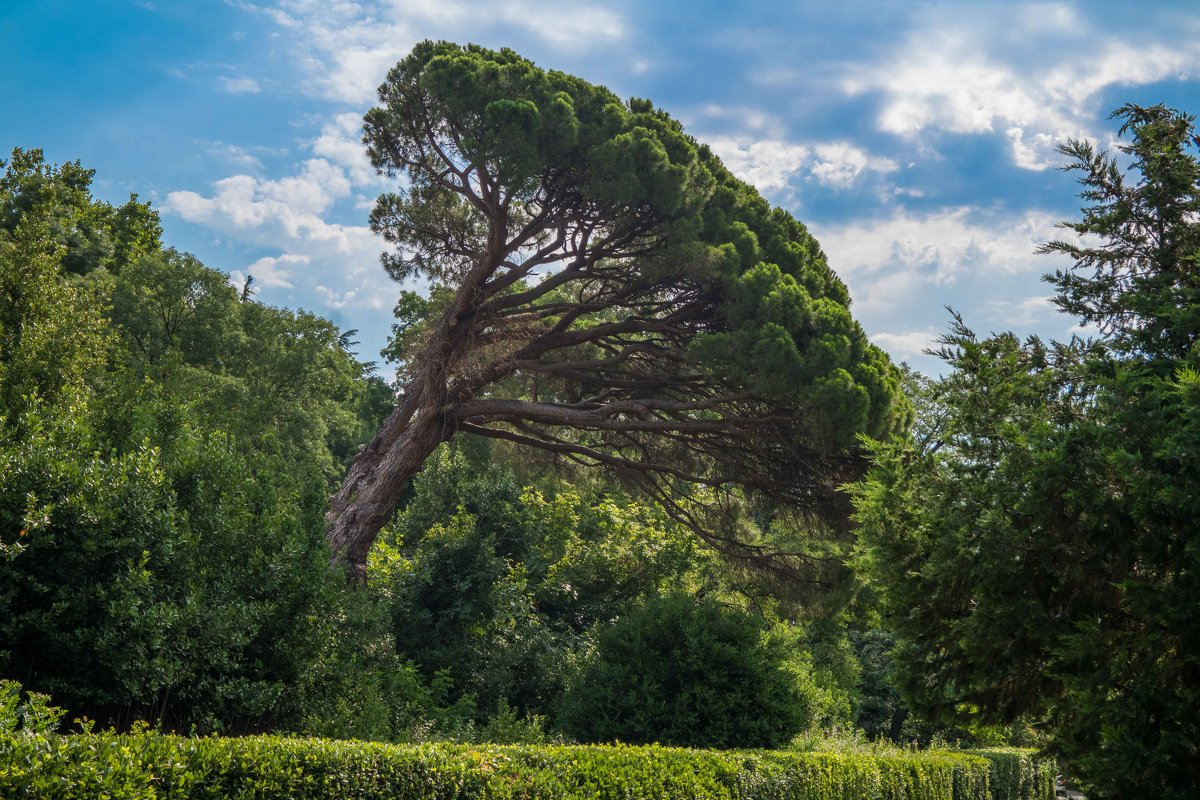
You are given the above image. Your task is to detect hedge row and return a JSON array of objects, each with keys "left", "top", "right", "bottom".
[
  {"left": 972, "top": 749, "right": 1056, "bottom": 800},
  {"left": 0, "top": 732, "right": 1052, "bottom": 800}
]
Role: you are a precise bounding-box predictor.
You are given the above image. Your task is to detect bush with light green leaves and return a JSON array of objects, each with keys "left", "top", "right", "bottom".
[{"left": 0, "top": 729, "right": 1061, "bottom": 800}]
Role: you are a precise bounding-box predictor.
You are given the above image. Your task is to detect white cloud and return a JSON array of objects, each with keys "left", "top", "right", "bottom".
[
  {"left": 871, "top": 328, "right": 942, "bottom": 360},
  {"left": 705, "top": 137, "right": 897, "bottom": 193},
  {"left": 706, "top": 137, "right": 810, "bottom": 192},
  {"left": 819, "top": 207, "right": 1061, "bottom": 278},
  {"left": 982, "top": 294, "right": 1057, "bottom": 326},
  {"left": 810, "top": 142, "right": 897, "bottom": 189},
  {"left": 809, "top": 204, "right": 1083, "bottom": 375},
  {"left": 813, "top": 206, "right": 1066, "bottom": 317},
  {"left": 1004, "top": 127, "right": 1063, "bottom": 171},
  {"left": 217, "top": 76, "right": 262, "bottom": 94},
  {"left": 163, "top": 154, "right": 393, "bottom": 325},
  {"left": 164, "top": 159, "right": 388, "bottom": 326},
  {"left": 511, "top": 1, "right": 624, "bottom": 48},
  {"left": 315, "top": 281, "right": 391, "bottom": 311},
  {"left": 164, "top": 158, "right": 370, "bottom": 255},
  {"left": 230, "top": 253, "right": 308, "bottom": 290},
  {"left": 202, "top": 140, "right": 290, "bottom": 171},
  {"left": 1012, "top": 2, "right": 1082, "bottom": 32},
  {"left": 241, "top": 0, "right": 628, "bottom": 104},
  {"left": 846, "top": 3, "right": 1200, "bottom": 169},
  {"left": 1065, "top": 320, "right": 1100, "bottom": 340},
  {"left": 750, "top": 67, "right": 804, "bottom": 88},
  {"left": 697, "top": 103, "right": 781, "bottom": 135},
  {"left": 312, "top": 112, "right": 380, "bottom": 187},
  {"left": 205, "top": 141, "right": 264, "bottom": 170}
]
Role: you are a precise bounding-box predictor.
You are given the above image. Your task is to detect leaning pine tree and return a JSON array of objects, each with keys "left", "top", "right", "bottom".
[{"left": 326, "top": 41, "right": 906, "bottom": 582}]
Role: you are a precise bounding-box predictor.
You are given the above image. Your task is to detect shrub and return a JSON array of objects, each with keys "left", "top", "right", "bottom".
[
  {"left": 0, "top": 730, "right": 1031, "bottom": 800},
  {"left": 972, "top": 749, "right": 1055, "bottom": 800},
  {"left": 0, "top": 680, "right": 66, "bottom": 735},
  {"left": 559, "top": 592, "right": 817, "bottom": 748}
]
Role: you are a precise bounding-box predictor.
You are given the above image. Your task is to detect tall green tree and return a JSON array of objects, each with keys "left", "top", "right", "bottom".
[
  {"left": 853, "top": 105, "right": 1200, "bottom": 799},
  {"left": 0, "top": 147, "right": 161, "bottom": 275},
  {"left": 327, "top": 41, "right": 906, "bottom": 581},
  {"left": 0, "top": 149, "right": 392, "bottom": 734}
]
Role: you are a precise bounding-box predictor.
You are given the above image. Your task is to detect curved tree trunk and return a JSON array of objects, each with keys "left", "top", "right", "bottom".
[
  {"left": 325, "top": 378, "right": 455, "bottom": 582},
  {"left": 324, "top": 252, "right": 500, "bottom": 581}
]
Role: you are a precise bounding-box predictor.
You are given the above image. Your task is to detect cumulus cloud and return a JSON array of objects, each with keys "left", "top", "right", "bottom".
[
  {"left": 696, "top": 103, "right": 782, "bottom": 135},
  {"left": 870, "top": 328, "right": 942, "bottom": 361},
  {"left": 204, "top": 141, "right": 265, "bottom": 170},
  {"left": 228, "top": 253, "right": 309, "bottom": 291},
  {"left": 810, "top": 143, "right": 898, "bottom": 189},
  {"left": 705, "top": 138, "right": 810, "bottom": 192},
  {"left": 201, "top": 140, "right": 290, "bottom": 171},
  {"left": 162, "top": 149, "right": 398, "bottom": 337},
  {"left": 315, "top": 279, "right": 392, "bottom": 312},
  {"left": 312, "top": 112, "right": 381, "bottom": 187},
  {"left": 807, "top": 203, "right": 1072, "bottom": 360},
  {"left": 803, "top": 203, "right": 1084, "bottom": 374},
  {"left": 239, "top": 0, "right": 628, "bottom": 104},
  {"left": 705, "top": 137, "right": 896, "bottom": 193},
  {"left": 982, "top": 294, "right": 1058, "bottom": 326},
  {"left": 164, "top": 158, "right": 373, "bottom": 258},
  {"left": 846, "top": 2, "right": 1200, "bottom": 169},
  {"left": 816, "top": 206, "right": 1063, "bottom": 288}
]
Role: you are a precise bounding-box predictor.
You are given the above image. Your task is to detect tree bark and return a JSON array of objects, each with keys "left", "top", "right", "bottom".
[
  {"left": 325, "top": 375, "right": 455, "bottom": 582},
  {"left": 325, "top": 245, "right": 504, "bottom": 580}
]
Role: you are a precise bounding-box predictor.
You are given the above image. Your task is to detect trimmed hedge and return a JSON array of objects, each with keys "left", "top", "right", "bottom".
[
  {"left": 0, "top": 732, "right": 1052, "bottom": 800},
  {"left": 972, "top": 749, "right": 1056, "bottom": 800}
]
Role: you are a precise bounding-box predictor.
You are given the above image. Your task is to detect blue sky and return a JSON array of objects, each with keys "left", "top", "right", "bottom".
[{"left": 4, "top": 0, "right": 1199, "bottom": 374}]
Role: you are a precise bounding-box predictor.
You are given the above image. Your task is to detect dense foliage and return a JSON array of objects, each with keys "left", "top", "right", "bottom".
[
  {"left": 559, "top": 592, "right": 816, "bottom": 748},
  {"left": 373, "top": 446, "right": 699, "bottom": 720},
  {"left": 356, "top": 441, "right": 869, "bottom": 747},
  {"left": 0, "top": 148, "right": 390, "bottom": 732},
  {"left": 972, "top": 750, "right": 1056, "bottom": 800},
  {"left": 0, "top": 680, "right": 1047, "bottom": 799},
  {"left": 852, "top": 105, "right": 1200, "bottom": 799}
]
